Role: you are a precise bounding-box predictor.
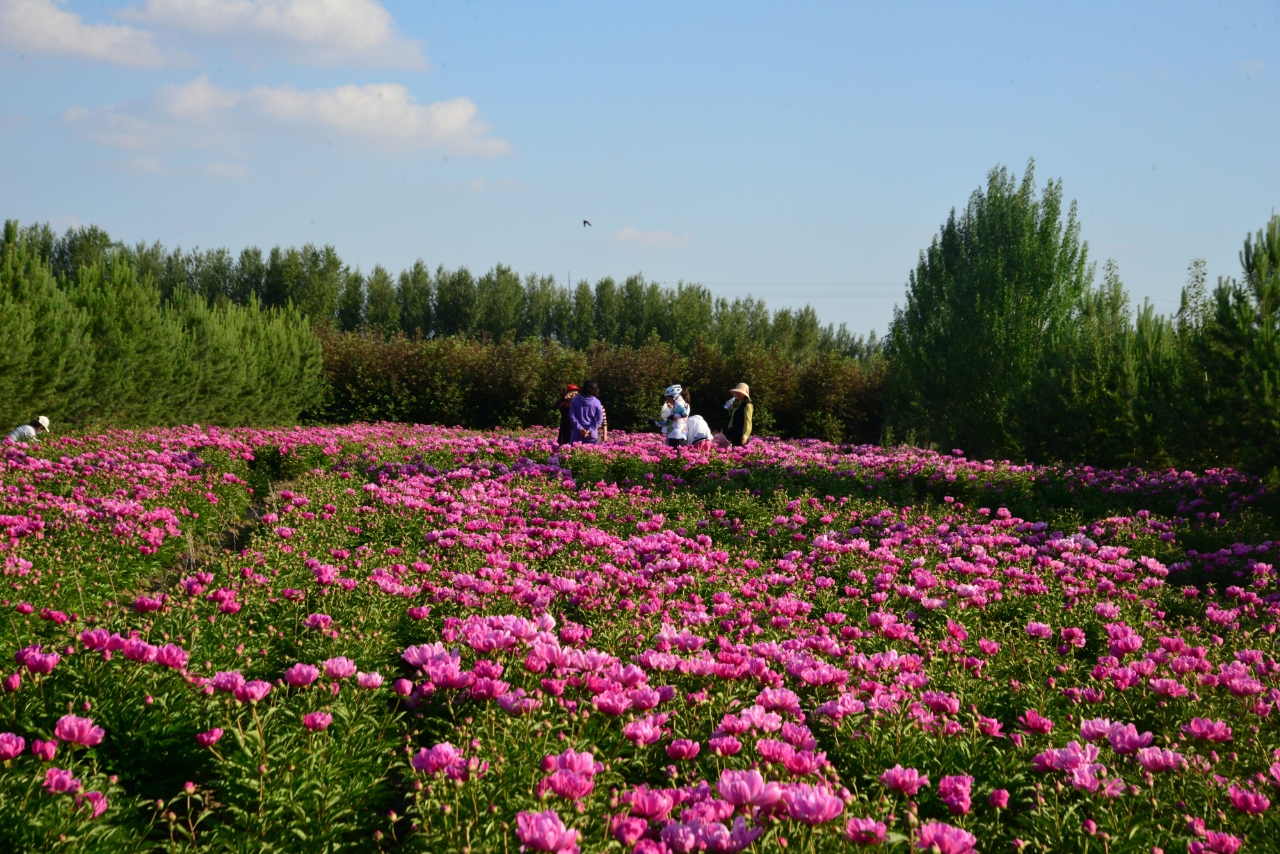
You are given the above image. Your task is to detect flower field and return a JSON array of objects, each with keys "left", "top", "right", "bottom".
[{"left": 2, "top": 425, "right": 1279, "bottom": 853}]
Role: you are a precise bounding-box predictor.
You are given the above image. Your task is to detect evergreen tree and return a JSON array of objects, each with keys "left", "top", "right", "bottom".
[
  {"left": 336, "top": 269, "right": 365, "bottom": 333},
  {"left": 398, "top": 260, "right": 433, "bottom": 338},
  {"left": 886, "top": 160, "right": 1092, "bottom": 458},
  {"left": 365, "top": 265, "right": 400, "bottom": 337},
  {"left": 436, "top": 266, "right": 478, "bottom": 337}
]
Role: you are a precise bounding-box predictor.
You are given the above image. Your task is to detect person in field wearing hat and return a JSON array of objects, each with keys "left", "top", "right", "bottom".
[
  {"left": 555, "top": 384, "right": 579, "bottom": 445},
  {"left": 6, "top": 416, "right": 50, "bottom": 444},
  {"left": 716, "top": 383, "right": 753, "bottom": 448}
]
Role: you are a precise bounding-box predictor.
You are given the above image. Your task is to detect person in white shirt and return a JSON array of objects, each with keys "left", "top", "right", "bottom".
[
  {"left": 657, "top": 385, "right": 689, "bottom": 446},
  {"left": 685, "top": 414, "right": 713, "bottom": 448},
  {"left": 6, "top": 416, "right": 50, "bottom": 443}
]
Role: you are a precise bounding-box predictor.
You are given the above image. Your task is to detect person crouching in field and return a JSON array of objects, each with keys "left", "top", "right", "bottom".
[
  {"left": 685, "top": 413, "right": 713, "bottom": 449},
  {"left": 555, "top": 384, "right": 579, "bottom": 445},
  {"left": 569, "top": 380, "right": 603, "bottom": 444},
  {"left": 658, "top": 385, "right": 690, "bottom": 447},
  {"left": 6, "top": 416, "right": 49, "bottom": 444},
  {"left": 715, "top": 383, "right": 753, "bottom": 448}
]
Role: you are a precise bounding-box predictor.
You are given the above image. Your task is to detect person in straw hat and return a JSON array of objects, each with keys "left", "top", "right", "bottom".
[
  {"left": 716, "top": 383, "right": 753, "bottom": 448},
  {"left": 6, "top": 416, "right": 50, "bottom": 444}
]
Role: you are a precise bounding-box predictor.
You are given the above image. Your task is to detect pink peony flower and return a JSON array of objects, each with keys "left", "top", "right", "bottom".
[
  {"left": 1135, "top": 747, "right": 1186, "bottom": 773},
  {"left": 1019, "top": 709, "right": 1054, "bottom": 734},
  {"left": 1182, "top": 718, "right": 1232, "bottom": 742},
  {"left": 989, "top": 789, "right": 1010, "bottom": 808},
  {"left": 916, "top": 821, "right": 977, "bottom": 854},
  {"left": 1080, "top": 718, "right": 1117, "bottom": 742},
  {"left": 211, "top": 671, "right": 245, "bottom": 693},
  {"left": 43, "top": 767, "right": 82, "bottom": 795},
  {"left": 323, "top": 657, "right": 357, "bottom": 680},
  {"left": 628, "top": 785, "right": 675, "bottom": 820},
  {"left": 1025, "top": 621, "right": 1052, "bottom": 639},
  {"left": 718, "top": 769, "right": 783, "bottom": 808},
  {"left": 54, "top": 715, "right": 105, "bottom": 747},
  {"left": 1228, "top": 785, "right": 1269, "bottom": 814},
  {"left": 937, "top": 775, "right": 973, "bottom": 815},
  {"left": 1108, "top": 724, "right": 1153, "bottom": 755},
  {"left": 302, "top": 712, "right": 332, "bottom": 732},
  {"left": 412, "top": 742, "right": 464, "bottom": 775},
  {"left": 196, "top": 728, "right": 224, "bottom": 748},
  {"left": 31, "top": 739, "right": 57, "bottom": 761},
  {"left": 357, "top": 671, "right": 383, "bottom": 690},
  {"left": 0, "top": 732, "right": 25, "bottom": 761},
  {"left": 666, "top": 739, "right": 701, "bottom": 760},
  {"left": 284, "top": 663, "right": 320, "bottom": 687},
  {"left": 544, "top": 770, "right": 594, "bottom": 800},
  {"left": 782, "top": 783, "right": 844, "bottom": 824},
  {"left": 234, "top": 680, "right": 272, "bottom": 703},
  {"left": 76, "top": 790, "right": 109, "bottom": 818},
  {"left": 515, "top": 808, "right": 580, "bottom": 853},
  {"left": 1188, "top": 831, "right": 1243, "bottom": 854},
  {"left": 846, "top": 817, "right": 887, "bottom": 844},
  {"left": 880, "top": 764, "right": 929, "bottom": 796}
]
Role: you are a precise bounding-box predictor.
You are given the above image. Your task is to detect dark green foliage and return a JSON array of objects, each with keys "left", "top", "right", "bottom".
[
  {"left": 887, "top": 160, "right": 1093, "bottom": 459},
  {"left": 397, "top": 260, "right": 433, "bottom": 338},
  {"left": 0, "top": 220, "right": 322, "bottom": 430},
  {"left": 363, "top": 265, "right": 399, "bottom": 337}
]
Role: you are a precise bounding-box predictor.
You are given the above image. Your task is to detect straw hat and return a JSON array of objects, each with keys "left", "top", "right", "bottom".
[{"left": 729, "top": 383, "right": 750, "bottom": 399}]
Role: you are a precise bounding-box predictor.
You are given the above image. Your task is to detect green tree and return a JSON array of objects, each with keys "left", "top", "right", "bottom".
[
  {"left": 336, "top": 269, "right": 365, "bottom": 333},
  {"left": 886, "top": 160, "right": 1093, "bottom": 458},
  {"left": 476, "top": 264, "right": 523, "bottom": 340},
  {"left": 593, "top": 277, "right": 621, "bottom": 344},
  {"left": 365, "top": 265, "right": 400, "bottom": 337},
  {"left": 436, "top": 266, "right": 478, "bottom": 338},
  {"left": 568, "top": 280, "right": 595, "bottom": 348},
  {"left": 398, "top": 260, "right": 434, "bottom": 338}
]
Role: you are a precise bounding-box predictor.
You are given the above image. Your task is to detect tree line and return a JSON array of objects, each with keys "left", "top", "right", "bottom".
[
  {"left": 0, "top": 221, "right": 322, "bottom": 431},
  {"left": 14, "top": 221, "right": 877, "bottom": 364},
  {"left": 885, "top": 160, "right": 1280, "bottom": 477}
]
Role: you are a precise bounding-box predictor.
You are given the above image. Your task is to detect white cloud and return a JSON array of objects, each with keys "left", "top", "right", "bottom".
[
  {"left": 0, "top": 0, "right": 169, "bottom": 67},
  {"left": 63, "top": 74, "right": 509, "bottom": 157},
  {"left": 611, "top": 226, "right": 692, "bottom": 248},
  {"left": 124, "top": 0, "right": 427, "bottom": 69}
]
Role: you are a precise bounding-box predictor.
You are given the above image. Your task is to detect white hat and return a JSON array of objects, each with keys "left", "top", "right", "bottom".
[
  {"left": 36, "top": 416, "right": 50, "bottom": 431},
  {"left": 663, "top": 384, "right": 683, "bottom": 398}
]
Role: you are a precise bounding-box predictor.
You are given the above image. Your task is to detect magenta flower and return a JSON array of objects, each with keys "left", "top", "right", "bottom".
[
  {"left": 1135, "top": 747, "right": 1186, "bottom": 773},
  {"left": 1228, "top": 785, "right": 1269, "bottom": 814},
  {"left": 76, "top": 790, "right": 109, "bottom": 818},
  {"left": 211, "top": 671, "right": 245, "bottom": 693},
  {"left": 284, "top": 663, "right": 320, "bottom": 687},
  {"left": 43, "top": 767, "right": 82, "bottom": 795},
  {"left": 1019, "top": 709, "right": 1054, "bottom": 734},
  {"left": 782, "top": 783, "right": 844, "bottom": 824},
  {"left": 54, "top": 715, "right": 105, "bottom": 747},
  {"left": 1188, "top": 831, "right": 1243, "bottom": 854},
  {"left": 544, "top": 770, "right": 594, "bottom": 800},
  {"left": 25, "top": 651, "right": 60, "bottom": 675},
  {"left": 989, "top": 789, "right": 1010, "bottom": 809},
  {"left": 302, "top": 712, "right": 332, "bottom": 732},
  {"left": 515, "top": 808, "right": 580, "bottom": 853},
  {"left": 412, "top": 742, "right": 464, "bottom": 775},
  {"left": 612, "top": 815, "right": 648, "bottom": 846},
  {"left": 1182, "top": 718, "right": 1232, "bottom": 742},
  {"left": 623, "top": 719, "right": 664, "bottom": 746},
  {"left": 845, "top": 817, "right": 887, "bottom": 844},
  {"left": 1108, "top": 724, "right": 1153, "bottom": 755},
  {"left": 666, "top": 739, "right": 701, "bottom": 760},
  {"left": 937, "top": 775, "right": 973, "bottom": 815},
  {"left": 32, "top": 739, "right": 57, "bottom": 761},
  {"left": 323, "top": 657, "right": 357, "bottom": 680},
  {"left": 718, "top": 768, "right": 783, "bottom": 808},
  {"left": 916, "top": 821, "right": 977, "bottom": 854},
  {"left": 1025, "top": 621, "right": 1052, "bottom": 639},
  {"left": 155, "top": 644, "right": 189, "bottom": 670},
  {"left": 542, "top": 749, "right": 600, "bottom": 776},
  {"left": 880, "top": 764, "right": 929, "bottom": 796},
  {"left": 1079, "top": 718, "right": 1117, "bottom": 742},
  {"left": 196, "top": 728, "right": 224, "bottom": 748},
  {"left": 356, "top": 671, "right": 383, "bottom": 690},
  {"left": 392, "top": 678, "right": 413, "bottom": 696},
  {"left": 0, "top": 732, "right": 25, "bottom": 760},
  {"left": 1149, "top": 678, "right": 1188, "bottom": 698},
  {"left": 234, "top": 680, "right": 272, "bottom": 703},
  {"left": 628, "top": 786, "right": 675, "bottom": 820}
]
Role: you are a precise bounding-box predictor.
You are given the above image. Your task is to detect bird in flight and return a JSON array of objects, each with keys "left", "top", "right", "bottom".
[{"left": 583, "top": 220, "right": 591, "bottom": 227}]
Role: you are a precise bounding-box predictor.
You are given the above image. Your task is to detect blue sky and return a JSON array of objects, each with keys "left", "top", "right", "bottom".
[{"left": 1, "top": 1, "right": 1276, "bottom": 336}]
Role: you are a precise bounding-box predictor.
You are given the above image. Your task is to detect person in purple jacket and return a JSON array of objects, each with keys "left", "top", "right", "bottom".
[{"left": 568, "top": 380, "right": 603, "bottom": 443}]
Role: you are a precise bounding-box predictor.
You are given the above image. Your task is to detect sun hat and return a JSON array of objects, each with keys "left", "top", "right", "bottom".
[
  {"left": 729, "top": 383, "right": 750, "bottom": 399},
  {"left": 36, "top": 416, "right": 50, "bottom": 431}
]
